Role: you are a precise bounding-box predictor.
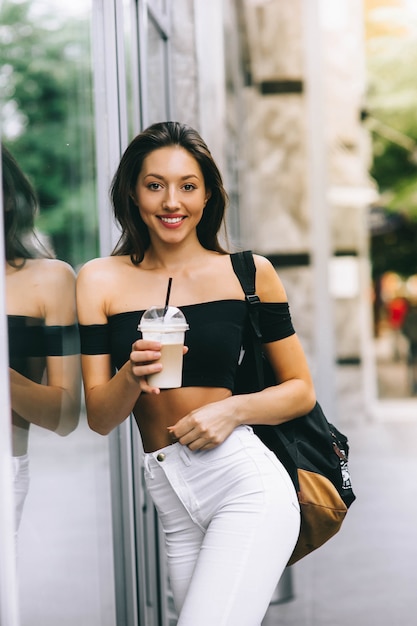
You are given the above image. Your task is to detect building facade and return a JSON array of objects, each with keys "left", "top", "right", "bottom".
[{"left": 0, "top": 1, "right": 374, "bottom": 624}]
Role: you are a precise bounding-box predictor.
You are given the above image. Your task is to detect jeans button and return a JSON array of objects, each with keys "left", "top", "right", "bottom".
[{"left": 156, "top": 453, "right": 166, "bottom": 462}]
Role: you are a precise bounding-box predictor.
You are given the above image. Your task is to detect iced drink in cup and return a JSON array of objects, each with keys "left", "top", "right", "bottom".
[{"left": 138, "top": 306, "right": 189, "bottom": 388}]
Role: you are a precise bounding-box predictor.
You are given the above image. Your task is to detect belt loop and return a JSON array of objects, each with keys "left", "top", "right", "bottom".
[
  {"left": 179, "top": 445, "right": 192, "bottom": 466},
  {"left": 143, "top": 454, "right": 154, "bottom": 479}
]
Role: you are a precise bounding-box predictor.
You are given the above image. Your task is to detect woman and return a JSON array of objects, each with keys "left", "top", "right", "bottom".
[
  {"left": 3, "top": 144, "right": 81, "bottom": 534},
  {"left": 77, "top": 121, "right": 316, "bottom": 625}
]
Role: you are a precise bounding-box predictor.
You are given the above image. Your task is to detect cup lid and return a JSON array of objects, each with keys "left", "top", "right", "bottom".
[{"left": 138, "top": 305, "right": 189, "bottom": 331}]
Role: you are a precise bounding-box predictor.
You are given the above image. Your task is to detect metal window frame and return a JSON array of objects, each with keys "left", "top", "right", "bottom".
[
  {"left": 0, "top": 142, "right": 20, "bottom": 626},
  {"left": 137, "top": 0, "right": 173, "bottom": 127},
  {"left": 92, "top": 1, "right": 174, "bottom": 624},
  {"left": 92, "top": 3, "right": 143, "bottom": 623},
  {"left": 92, "top": 0, "right": 128, "bottom": 257}
]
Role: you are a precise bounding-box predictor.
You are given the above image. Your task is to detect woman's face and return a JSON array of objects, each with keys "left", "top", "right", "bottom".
[{"left": 132, "top": 146, "right": 211, "bottom": 246}]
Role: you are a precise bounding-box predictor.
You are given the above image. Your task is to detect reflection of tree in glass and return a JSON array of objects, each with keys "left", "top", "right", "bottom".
[
  {"left": 3, "top": 144, "right": 81, "bottom": 535},
  {"left": 0, "top": 0, "right": 98, "bottom": 266}
]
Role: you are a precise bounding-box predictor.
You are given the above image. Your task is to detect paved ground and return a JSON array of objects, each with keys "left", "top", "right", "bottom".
[
  {"left": 262, "top": 413, "right": 417, "bottom": 626},
  {"left": 263, "top": 343, "right": 417, "bottom": 625}
]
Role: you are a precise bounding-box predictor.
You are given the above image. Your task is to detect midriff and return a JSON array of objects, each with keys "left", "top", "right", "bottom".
[{"left": 133, "top": 386, "right": 232, "bottom": 452}]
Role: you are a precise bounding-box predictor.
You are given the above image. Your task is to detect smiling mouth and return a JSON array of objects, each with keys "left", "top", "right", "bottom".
[{"left": 159, "top": 216, "right": 185, "bottom": 225}]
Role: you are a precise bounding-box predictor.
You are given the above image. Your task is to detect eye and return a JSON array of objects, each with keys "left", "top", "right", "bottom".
[
  {"left": 148, "top": 182, "right": 162, "bottom": 191},
  {"left": 182, "top": 183, "right": 196, "bottom": 191}
]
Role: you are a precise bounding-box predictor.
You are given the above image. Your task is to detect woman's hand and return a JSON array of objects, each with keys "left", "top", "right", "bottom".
[
  {"left": 129, "top": 340, "right": 188, "bottom": 395},
  {"left": 167, "top": 396, "right": 240, "bottom": 451},
  {"left": 129, "top": 339, "right": 163, "bottom": 394}
]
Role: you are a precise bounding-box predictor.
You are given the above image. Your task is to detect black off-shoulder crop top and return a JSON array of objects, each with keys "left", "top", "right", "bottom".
[
  {"left": 8, "top": 315, "right": 80, "bottom": 379},
  {"left": 79, "top": 300, "right": 295, "bottom": 392}
]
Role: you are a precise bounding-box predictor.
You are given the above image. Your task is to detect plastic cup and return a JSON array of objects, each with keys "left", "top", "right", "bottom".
[{"left": 138, "top": 305, "right": 189, "bottom": 389}]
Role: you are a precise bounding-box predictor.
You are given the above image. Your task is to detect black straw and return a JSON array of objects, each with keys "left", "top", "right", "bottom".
[{"left": 163, "top": 277, "right": 173, "bottom": 317}]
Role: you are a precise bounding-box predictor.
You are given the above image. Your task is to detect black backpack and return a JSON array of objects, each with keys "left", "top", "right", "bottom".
[{"left": 231, "top": 251, "right": 356, "bottom": 565}]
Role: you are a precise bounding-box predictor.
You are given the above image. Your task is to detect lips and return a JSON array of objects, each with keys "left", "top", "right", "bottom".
[{"left": 158, "top": 215, "right": 186, "bottom": 228}]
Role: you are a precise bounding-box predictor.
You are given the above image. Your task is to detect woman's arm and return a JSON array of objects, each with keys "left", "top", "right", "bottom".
[
  {"left": 76, "top": 259, "right": 163, "bottom": 435},
  {"left": 169, "top": 255, "right": 316, "bottom": 449},
  {"left": 234, "top": 253, "right": 315, "bottom": 423},
  {"left": 10, "top": 357, "right": 80, "bottom": 436},
  {"left": 9, "top": 260, "right": 81, "bottom": 436}
]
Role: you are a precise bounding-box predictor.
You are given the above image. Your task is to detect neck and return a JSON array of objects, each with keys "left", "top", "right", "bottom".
[{"left": 143, "top": 239, "right": 209, "bottom": 272}]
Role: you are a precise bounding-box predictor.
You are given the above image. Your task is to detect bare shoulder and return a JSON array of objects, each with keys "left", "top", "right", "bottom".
[
  {"left": 76, "top": 256, "right": 128, "bottom": 323},
  {"left": 252, "top": 254, "right": 288, "bottom": 302},
  {"left": 77, "top": 255, "right": 121, "bottom": 281},
  {"left": 31, "top": 258, "right": 75, "bottom": 281},
  {"left": 77, "top": 255, "right": 130, "bottom": 291},
  {"left": 27, "top": 258, "right": 76, "bottom": 297},
  {"left": 29, "top": 259, "right": 77, "bottom": 324}
]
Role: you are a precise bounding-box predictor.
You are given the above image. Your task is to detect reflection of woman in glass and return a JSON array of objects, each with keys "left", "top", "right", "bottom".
[{"left": 2, "top": 144, "right": 80, "bottom": 534}]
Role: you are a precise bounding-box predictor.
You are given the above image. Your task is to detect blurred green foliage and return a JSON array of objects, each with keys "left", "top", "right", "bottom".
[
  {"left": 0, "top": 0, "right": 98, "bottom": 267},
  {"left": 366, "top": 26, "right": 417, "bottom": 278}
]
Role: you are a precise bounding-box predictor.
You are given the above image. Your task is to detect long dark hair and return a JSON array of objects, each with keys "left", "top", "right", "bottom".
[
  {"left": 2, "top": 144, "right": 53, "bottom": 265},
  {"left": 110, "top": 121, "right": 229, "bottom": 263}
]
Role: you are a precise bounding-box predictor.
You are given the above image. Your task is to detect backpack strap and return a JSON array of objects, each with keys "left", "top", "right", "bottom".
[
  {"left": 230, "top": 251, "right": 258, "bottom": 304},
  {"left": 231, "top": 252, "right": 300, "bottom": 492},
  {"left": 230, "top": 250, "right": 264, "bottom": 387},
  {"left": 230, "top": 251, "right": 262, "bottom": 337}
]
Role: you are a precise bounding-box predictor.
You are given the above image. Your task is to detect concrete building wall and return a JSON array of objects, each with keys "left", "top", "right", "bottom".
[
  {"left": 228, "top": 0, "right": 377, "bottom": 421},
  {"left": 239, "top": 0, "right": 309, "bottom": 255}
]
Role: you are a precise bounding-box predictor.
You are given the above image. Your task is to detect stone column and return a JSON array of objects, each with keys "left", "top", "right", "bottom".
[{"left": 236, "top": 0, "right": 376, "bottom": 422}]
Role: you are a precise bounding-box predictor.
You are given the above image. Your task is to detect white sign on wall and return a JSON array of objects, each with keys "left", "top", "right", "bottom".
[{"left": 329, "top": 256, "right": 359, "bottom": 299}]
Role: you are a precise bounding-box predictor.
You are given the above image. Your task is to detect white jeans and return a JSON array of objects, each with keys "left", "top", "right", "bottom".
[
  {"left": 144, "top": 425, "right": 300, "bottom": 626},
  {"left": 13, "top": 453, "right": 30, "bottom": 535}
]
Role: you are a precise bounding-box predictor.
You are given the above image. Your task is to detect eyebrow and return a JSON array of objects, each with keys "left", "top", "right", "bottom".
[{"left": 143, "top": 173, "right": 201, "bottom": 181}]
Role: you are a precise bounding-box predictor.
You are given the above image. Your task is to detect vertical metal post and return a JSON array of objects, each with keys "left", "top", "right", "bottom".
[
  {"left": 92, "top": 3, "right": 140, "bottom": 624},
  {"left": 91, "top": 0, "right": 125, "bottom": 258},
  {"left": 301, "top": 0, "right": 337, "bottom": 418},
  {"left": 193, "top": 0, "right": 227, "bottom": 171},
  {"left": 0, "top": 149, "right": 20, "bottom": 625}
]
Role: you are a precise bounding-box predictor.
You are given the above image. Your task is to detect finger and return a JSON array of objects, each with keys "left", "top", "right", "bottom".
[
  {"left": 167, "top": 419, "right": 189, "bottom": 440},
  {"left": 130, "top": 348, "right": 161, "bottom": 365},
  {"left": 131, "top": 360, "right": 162, "bottom": 379},
  {"left": 176, "top": 427, "right": 209, "bottom": 448},
  {"left": 187, "top": 437, "right": 217, "bottom": 451},
  {"left": 167, "top": 425, "right": 193, "bottom": 446},
  {"left": 132, "top": 339, "right": 161, "bottom": 352},
  {"left": 139, "top": 379, "right": 161, "bottom": 395},
  {"left": 169, "top": 431, "right": 180, "bottom": 443}
]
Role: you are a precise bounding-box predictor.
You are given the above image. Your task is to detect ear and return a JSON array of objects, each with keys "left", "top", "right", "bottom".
[{"left": 204, "top": 189, "right": 212, "bottom": 205}]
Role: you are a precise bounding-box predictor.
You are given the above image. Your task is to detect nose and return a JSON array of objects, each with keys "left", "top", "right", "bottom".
[{"left": 163, "top": 186, "right": 181, "bottom": 211}]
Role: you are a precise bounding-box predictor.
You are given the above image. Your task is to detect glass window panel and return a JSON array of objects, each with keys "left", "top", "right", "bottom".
[
  {"left": 1, "top": 1, "right": 115, "bottom": 624},
  {"left": 146, "top": 12, "right": 169, "bottom": 125},
  {"left": 124, "top": 0, "right": 141, "bottom": 137},
  {"left": 149, "top": 0, "right": 168, "bottom": 17}
]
